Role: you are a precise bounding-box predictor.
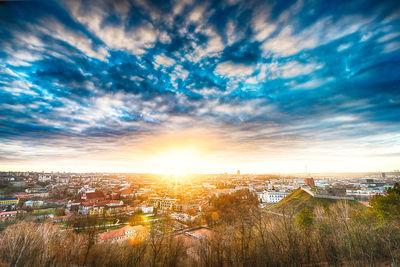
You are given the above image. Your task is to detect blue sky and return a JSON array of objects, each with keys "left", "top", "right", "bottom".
[{"left": 0, "top": 0, "right": 399, "bottom": 173}]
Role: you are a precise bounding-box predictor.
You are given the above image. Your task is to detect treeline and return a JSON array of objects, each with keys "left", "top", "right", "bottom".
[{"left": 1, "top": 186, "right": 400, "bottom": 266}]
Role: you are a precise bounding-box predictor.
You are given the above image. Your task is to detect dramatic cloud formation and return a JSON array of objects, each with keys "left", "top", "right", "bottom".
[{"left": 0, "top": 0, "right": 399, "bottom": 173}]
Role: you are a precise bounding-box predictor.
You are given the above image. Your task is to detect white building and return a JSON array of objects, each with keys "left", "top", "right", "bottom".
[
  {"left": 38, "top": 174, "right": 51, "bottom": 182},
  {"left": 170, "top": 212, "right": 196, "bottom": 223},
  {"left": 139, "top": 204, "right": 154, "bottom": 214},
  {"left": 24, "top": 200, "right": 44, "bottom": 207},
  {"left": 267, "top": 182, "right": 273, "bottom": 190},
  {"left": 257, "top": 191, "right": 289, "bottom": 203},
  {"left": 148, "top": 197, "right": 178, "bottom": 210}
]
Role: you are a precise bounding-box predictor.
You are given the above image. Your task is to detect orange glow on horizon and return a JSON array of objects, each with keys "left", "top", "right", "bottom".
[{"left": 1, "top": 128, "right": 399, "bottom": 174}]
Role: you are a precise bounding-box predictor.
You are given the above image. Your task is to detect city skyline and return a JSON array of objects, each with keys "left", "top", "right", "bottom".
[{"left": 1, "top": 0, "right": 400, "bottom": 173}]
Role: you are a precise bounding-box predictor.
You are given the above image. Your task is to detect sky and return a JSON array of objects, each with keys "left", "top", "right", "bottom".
[{"left": 0, "top": 0, "right": 400, "bottom": 174}]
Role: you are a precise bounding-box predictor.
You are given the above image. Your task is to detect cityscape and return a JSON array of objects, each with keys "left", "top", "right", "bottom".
[
  {"left": 1, "top": 0, "right": 400, "bottom": 266},
  {"left": 1, "top": 170, "right": 400, "bottom": 265}
]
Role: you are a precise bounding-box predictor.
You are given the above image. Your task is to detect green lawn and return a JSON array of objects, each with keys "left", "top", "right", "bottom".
[{"left": 32, "top": 208, "right": 55, "bottom": 215}]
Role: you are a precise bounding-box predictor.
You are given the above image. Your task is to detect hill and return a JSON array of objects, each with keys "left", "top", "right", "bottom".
[{"left": 271, "top": 188, "right": 364, "bottom": 214}]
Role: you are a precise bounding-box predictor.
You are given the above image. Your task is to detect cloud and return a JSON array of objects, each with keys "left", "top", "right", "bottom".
[
  {"left": 337, "top": 43, "right": 351, "bottom": 52},
  {"left": 0, "top": 0, "right": 399, "bottom": 171},
  {"left": 154, "top": 54, "right": 176, "bottom": 67},
  {"left": 262, "top": 15, "right": 373, "bottom": 56},
  {"left": 66, "top": 0, "right": 157, "bottom": 55},
  {"left": 35, "top": 18, "right": 109, "bottom": 61},
  {"left": 377, "top": 32, "right": 400, "bottom": 43},
  {"left": 277, "top": 61, "right": 324, "bottom": 78},
  {"left": 188, "top": 26, "right": 224, "bottom": 62},
  {"left": 252, "top": 5, "right": 276, "bottom": 42},
  {"left": 383, "top": 41, "right": 400, "bottom": 53},
  {"left": 291, "top": 77, "right": 334, "bottom": 90},
  {"left": 215, "top": 62, "right": 255, "bottom": 77}
]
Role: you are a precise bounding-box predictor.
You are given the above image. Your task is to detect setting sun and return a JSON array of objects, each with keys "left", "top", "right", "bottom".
[{"left": 151, "top": 147, "right": 202, "bottom": 175}]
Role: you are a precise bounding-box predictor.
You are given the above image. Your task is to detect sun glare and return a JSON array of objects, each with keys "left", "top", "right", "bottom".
[{"left": 152, "top": 147, "right": 201, "bottom": 175}]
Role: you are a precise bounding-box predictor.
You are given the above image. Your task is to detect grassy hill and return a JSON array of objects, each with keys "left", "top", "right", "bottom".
[{"left": 270, "top": 188, "right": 364, "bottom": 214}]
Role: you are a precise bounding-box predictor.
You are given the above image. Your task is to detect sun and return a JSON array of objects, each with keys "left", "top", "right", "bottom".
[
  {"left": 139, "top": 129, "right": 223, "bottom": 175},
  {"left": 152, "top": 147, "right": 201, "bottom": 175}
]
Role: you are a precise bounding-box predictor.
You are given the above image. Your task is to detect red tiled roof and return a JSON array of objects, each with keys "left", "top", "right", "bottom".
[
  {"left": 53, "top": 214, "right": 71, "bottom": 220},
  {"left": 0, "top": 210, "right": 22, "bottom": 215},
  {"left": 98, "top": 227, "right": 126, "bottom": 240},
  {"left": 108, "top": 200, "right": 123, "bottom": 204},
  {"left": 175, "top": 228, "right": 214, "bottom": 246},
  {"left": 98, "top": 225, "right": 148, "bottom": 241},
  {"left": 120, "top": 188, "right": 133, "bottom": 195},
  {"left": 85, "top": 191, "right": 106, "bottom": 199}
]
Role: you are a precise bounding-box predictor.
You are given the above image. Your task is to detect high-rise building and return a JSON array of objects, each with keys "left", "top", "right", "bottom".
[
  {"left": 305, "top": 178, "right": 315, "bottom": 187},
  {"left": 237, "top": 170, "right": 240, "bottom": 175}
]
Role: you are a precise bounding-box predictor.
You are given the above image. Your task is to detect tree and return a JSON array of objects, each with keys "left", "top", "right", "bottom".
[
  {"left": 0, "top": 221, "right": 86, "bottom": 266},
  {"left": 55, "top": 207, "right": 66, "bottom": 217},
  {"left": 370, "top": 183, "right": 400, "bottom": 222},
  {"left": 296, "top": 207, "right": 313, "bottom": 229}
]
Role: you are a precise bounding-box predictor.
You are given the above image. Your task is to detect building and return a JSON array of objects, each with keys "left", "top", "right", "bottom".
[
  {"left": 170, "top": 212, "right": 197, "bottom": 223},
  {"left": 80, "top": 200, "right": 125, "bottom": 216},
  {"left": 267, "top": 182, "right": 273, "bottom": 190},
  {"left": 139, "top": 203, "right": 154, "bottom": 214},
  {"left": 81, "top": 190, "right": 107, "bottom": 203},
  {"left": 305, "top": 178, "right": 315, "bottom": 187},
  {"left": 0, "top": 197, "right": 19, "bottom": 208},
  {"left": 97, "top": 225, "right": 149, "bottom": 243},
  {"left": 38, "top": 174, "right": 52, "bottom": 182},
  {"left": 174, "top": 227, "right": 214, "bottom": 261},
  {"left": 120, "top": 188, "right": 134, "bottom": 198},
  {"left": 175, "top": 202, "right": 202, "bottom": 212},
  {"left": 148, "top": 197, "right": 178, "bottom": 210},
  {"left": 258, "top": 191, "right": 289, "bottom": 203},
  {"left": 24, "top": 200, "right": 44, "bottom": 208},
  {"left": 237, "top": 170, "right": 240, "bottom": 175},
  {"left": 0, "top": 210, "right": 23, "bottom": 221},
  {"left": 327, "top": 187, "right": 346, "bottom": 196}
]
